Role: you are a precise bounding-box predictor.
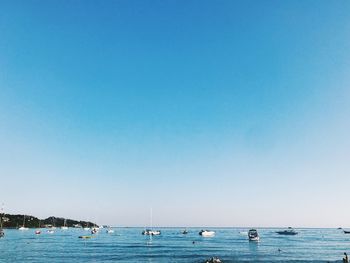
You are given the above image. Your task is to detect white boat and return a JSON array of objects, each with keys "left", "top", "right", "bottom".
[
  {"left": 18, "top": 215, "right": 29, "bottom": 230},
  {"left": 47, "top": 229, "right": 54, "bottom": 234},
  {"left": 248, "top": 229, "right": 260, "bottom": 241},
  {"left": 0, "top": 205, "right": 5, "bottom": 237},
  {"left": 199, "top": 230, "right": 215, "bottom": 237},
  {"left": 61, "top": 219, "right": 68, "bottom": 230},
  {"left": 106, "top": 229, "right": 114, "bottom": 234},
  {"left": 142, "top": 229, "right": 161, "bottom": 235},
  {"left": 142, "top": 208, "right": 161, "bottom": 237},
  {"left": 83, "top": 223, "right": 90, "bottom": 231}
]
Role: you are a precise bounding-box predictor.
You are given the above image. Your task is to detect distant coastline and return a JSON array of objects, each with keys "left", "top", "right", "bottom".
[{"left": 0, "top": 214, "right": 96, "bottom": 229}]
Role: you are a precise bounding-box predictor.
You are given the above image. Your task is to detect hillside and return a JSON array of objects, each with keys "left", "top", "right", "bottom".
[{"left": 0, "top": 214, "right": 97, "bottom": 228}]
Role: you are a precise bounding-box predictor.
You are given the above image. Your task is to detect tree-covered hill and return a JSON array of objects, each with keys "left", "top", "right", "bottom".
[{"left": 0, "top": 214, "right": 97, "bottom": 229}]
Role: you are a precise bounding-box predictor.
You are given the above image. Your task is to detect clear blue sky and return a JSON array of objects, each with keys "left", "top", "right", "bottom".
[{"left": 1, "top": 0, "right": 350, "bottom": 227}]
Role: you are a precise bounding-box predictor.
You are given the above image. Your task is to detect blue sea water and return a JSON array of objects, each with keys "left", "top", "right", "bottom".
[{"left": 0, "top": 228, "right": 348, "bottom": 262}]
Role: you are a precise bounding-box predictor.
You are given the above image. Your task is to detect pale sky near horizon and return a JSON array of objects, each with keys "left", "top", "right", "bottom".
[{"left": 1, "top": 0, "right": 350, "bottom": 227}]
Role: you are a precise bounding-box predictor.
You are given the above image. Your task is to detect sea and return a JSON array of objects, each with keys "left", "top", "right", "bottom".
[{"left": 0, "top": 227, "right": 348, "bottom": 262}]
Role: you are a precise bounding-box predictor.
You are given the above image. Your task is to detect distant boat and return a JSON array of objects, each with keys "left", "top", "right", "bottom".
[
  {"left": 61, "top": 219, "right": 68, "bottom": 230},
  {"left": 248, "top": 229, "right": 260, "bottom": 241},
  {"left": 18, "top": 215, "right": 29, "bottom": 231},
  {"left": 106, "top": 229, "right": 114, "bottom": 234},
  {"left": 79, "top": 235, "right": 93, "bottom": 239},
  {"left": 91, "top": 227, "right": 99, "bottom": 234},
  {"left": 344, "top": 230, "right": 350, "bottom": 234},
  {"left": 35, "top": 220, "right": 41, "bottom": 235},
  {"left": 199, "top": 230, "right": 215, "bottom": 237},
  {"left": 142, "top": 208, "right": 161, "bottom": 237},
  {"left": 142, "top": 229, "right": 161, "bottom": 235},
  {"left": 276, "top": 227, "right": 298, "bottom": 235},
  {"left": 91, "top": 222, "right": 99, "bottom": 234},
  {"left": 205, "top": 257, "right": 222, "bottom": 263},
  {"left": 0, "top": 204, "right": 5, "bottom": 237},
  {"left": 83, "top": 223, "right": 90, "bottom": 231},
  {"left": 182, "top": 229, "right": 188, "bottom": 234},
  {"left": 47, "top": 229, "right": 54, "bottom": 234}
]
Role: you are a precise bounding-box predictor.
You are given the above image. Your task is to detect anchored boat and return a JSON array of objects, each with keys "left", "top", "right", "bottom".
[
  {"left": 199, "top": 230, "right": 215, "bottom": 237},
  {"left": 248, "top": 229, "right": 260, "bottom": 241},
  {"left": 276, "top": 227, "right": 298, "bottom": 235}
]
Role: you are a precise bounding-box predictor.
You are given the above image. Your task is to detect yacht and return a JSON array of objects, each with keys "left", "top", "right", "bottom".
[
  {"left": 248, "top": 229, "right": 260, "bottom": 241},
  {"left": 199, "top": 230, "right": 215, "bottom": 237},
  {"left": 276, "top": 227, "right": 298, "bottom": 235}
]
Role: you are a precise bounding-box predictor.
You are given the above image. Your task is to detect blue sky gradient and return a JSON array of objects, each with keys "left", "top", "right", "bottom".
[{"left": 1, "top": 0, "right": 350, "bottom": 227}]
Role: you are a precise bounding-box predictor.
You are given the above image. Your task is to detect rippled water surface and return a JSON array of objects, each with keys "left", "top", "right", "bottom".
[{"left": 0, "top": 228, "right": 348, "bottom": 262}]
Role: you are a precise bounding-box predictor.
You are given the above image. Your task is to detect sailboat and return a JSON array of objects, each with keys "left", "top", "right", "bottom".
[
  {"left": 61, "top": 219, "right": 68, "bottom": 230},
  {"left": 142, "top": 208, "right": 161, "bottom": 236},
  {"left": 0, "top": 204, "right": 5, "bottom": 237},
  {"left": 47, "top": 217, "right": 55, "bottom": 233},
  {"left": 83, "top": 223, "right": 90, "bottom": 231},
  {"left": 18, "top": 215, "right": 29, "bottom": 230}
]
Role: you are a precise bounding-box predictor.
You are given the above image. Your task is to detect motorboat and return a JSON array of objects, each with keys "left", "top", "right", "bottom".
[
  {"left": 106, "top": 229, "right": 114, "bottom": 234},
  {"left": 47, "top": 229, "right": 54, "bottom": 234},
  {"left": 142, "top": 229, "right": 161, "bottom": 235},
  {"left": 205, "top": 257, "right": 222, "bottom": 263},
  {"left": 276, "top": 227, "right": 298, "bottom": 235},
  {"left": 344, "top": 230, "right": 350, "bottom": 234},
  {"left": 182, "top": 229, "right": 188, "bottom": 234},
  {"left": 248, "top": 229, "right": 260, "bottom": 241},
  {"left": 35, "top": 230, "right": 41, "bottom": 235},
  {"left": 79, "top": 235, "right": 93, "bottom": 239},
  {"left": 199, "top": 230, "right": 215, "bottom": 237},
  {"left": 91, "top": 227, "right": 99, "bottom": 234}
]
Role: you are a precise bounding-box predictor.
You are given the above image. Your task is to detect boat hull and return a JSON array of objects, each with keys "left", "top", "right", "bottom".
[{"left": 199, "top": 231, "right": 215, "bottom": 237}]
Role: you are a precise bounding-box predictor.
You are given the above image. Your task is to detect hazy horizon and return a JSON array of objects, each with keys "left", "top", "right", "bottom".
[{"left": 1, "top": 0, "right": 350, "bottom": 228}]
